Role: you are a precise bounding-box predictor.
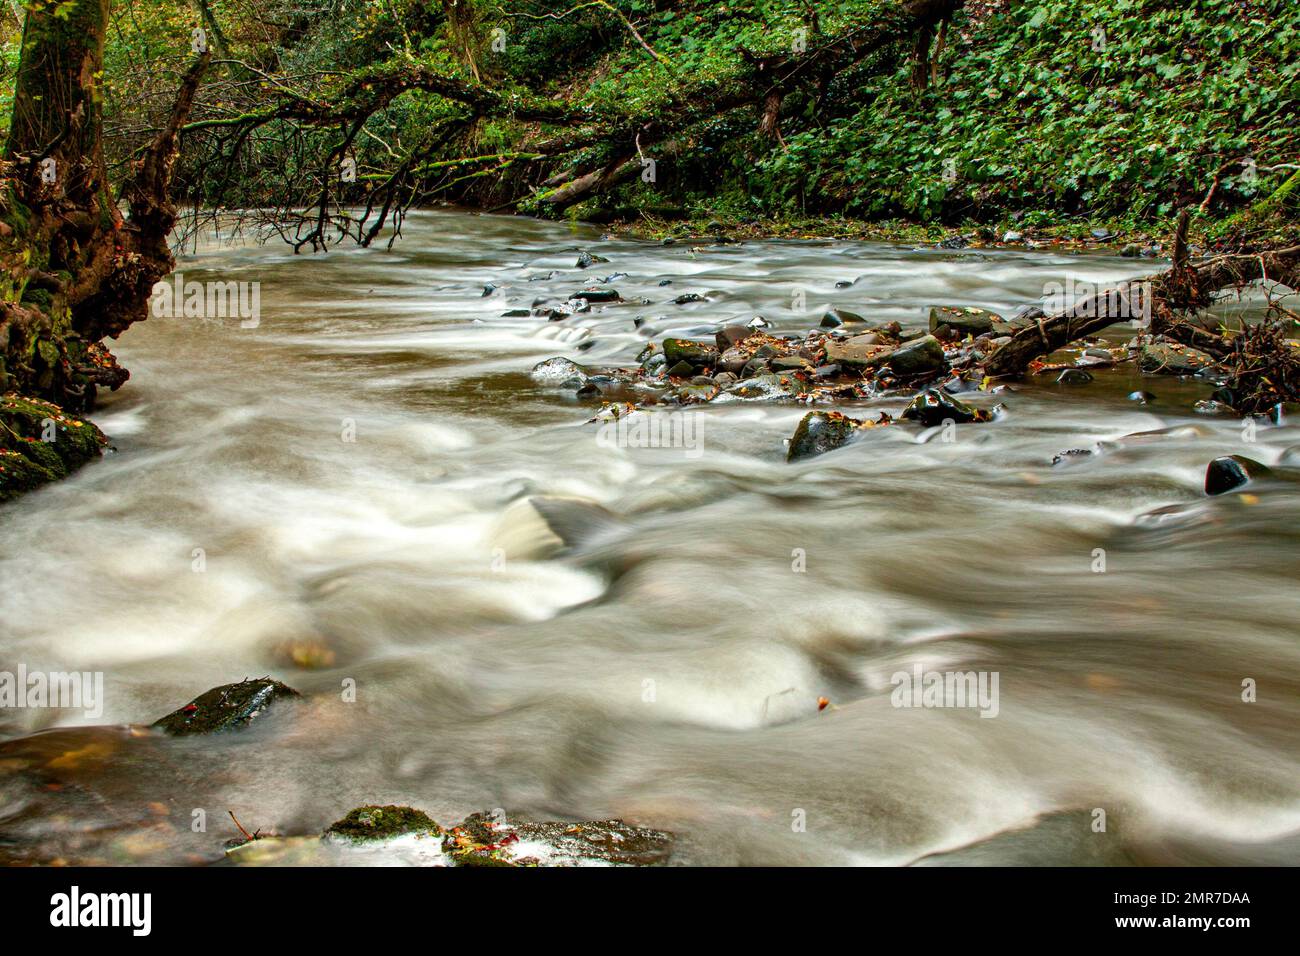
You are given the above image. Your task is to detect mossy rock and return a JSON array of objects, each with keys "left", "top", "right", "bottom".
[
  {"left": 325, "top": 805, "right": 442, "bottom": 842},
  {"left": 788, "top": 410, "right": 865, "bottom": 461},
  {"left": 0, "top": 392, "right": 107, "bottom": 502},
  {"left": 663, "top": 337, "right": 720, "bottom": 368},
  {"left": 152, "top": 678, "right": 300, "bottom": 736}
]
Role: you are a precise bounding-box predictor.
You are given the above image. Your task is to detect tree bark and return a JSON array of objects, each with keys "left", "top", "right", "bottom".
[{"left": 1, "top": 1, "right": 207, "bottom": 411}]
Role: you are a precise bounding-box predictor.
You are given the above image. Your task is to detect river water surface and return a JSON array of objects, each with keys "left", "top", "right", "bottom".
[{"left": 1, "top": 210, "right": 1298, "bottom": 865}]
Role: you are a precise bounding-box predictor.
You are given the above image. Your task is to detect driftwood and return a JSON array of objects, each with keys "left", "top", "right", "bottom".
[{"left": 980, "top": 246, "right": 1300, "bottom": 378}]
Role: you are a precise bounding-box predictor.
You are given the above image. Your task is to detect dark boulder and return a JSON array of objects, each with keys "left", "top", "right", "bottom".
[
  {"left": 572, "top": 287, "right": 620, "bottom": 303},
  {"left": 1204, "top": 455, "right": 1271, "bottom": 496},
  {"left": 878, "top": 335, "right": 947, "bottom": 377},
  {"left": 901, "top": 388, "right": 992, "bottom": 427},
  {"left": 787, "top": 410, "right": 862, "bottom": 461},
  {"left": 152, "top": 678, "right": 300, "bottom": 736}
]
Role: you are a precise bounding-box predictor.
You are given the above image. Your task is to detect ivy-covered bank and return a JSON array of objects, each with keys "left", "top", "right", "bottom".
[{"left": 3, "top": 0, "right": 1292, "bottom": 246}]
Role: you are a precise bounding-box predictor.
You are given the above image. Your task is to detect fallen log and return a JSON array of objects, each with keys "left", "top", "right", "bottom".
[{"left": 980, "top": 246, "right": 1300, "bottom": 378}]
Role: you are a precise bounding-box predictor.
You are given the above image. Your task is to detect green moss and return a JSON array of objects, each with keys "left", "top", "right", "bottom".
[
  {"left": 324, "top": 805, "right": 442, "bottom": 842},
  {"left": 0, "top": 393, "right": 107, "bottom": 503}
]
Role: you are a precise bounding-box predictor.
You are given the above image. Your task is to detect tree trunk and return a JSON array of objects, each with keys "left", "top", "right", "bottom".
[{"left": 1, "top": 1, "right": 206, "bottom": 412}]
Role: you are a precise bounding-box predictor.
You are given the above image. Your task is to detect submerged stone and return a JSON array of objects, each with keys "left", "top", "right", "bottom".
[
  {"left": 152, "top": 678, "right": 300, "bottom": 736},
  {"left": 1056, "top": 368, "right": 1094, "bottom": 385},
  {"left": 1205, "top": 455, "right": 1271, "bottom": 496}
]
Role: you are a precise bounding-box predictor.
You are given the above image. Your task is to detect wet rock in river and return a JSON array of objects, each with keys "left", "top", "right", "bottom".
[
  {"left": 531, "top": 356, "right": 589, "bottom": 386},
  {"left": 1193, "top": 399, "right": 1232, "bottom": 415},
  {"left": 445, "top": 812, "right": 673, "bottom": 867},
  {"left": 667, "top": 360, "right": 695, "bottom": 378},
  {"left": 325, "top": 805, "right": 441, "bottom": 842},
  {"left": 877, "top": 334, "right": 947, "bottom": 377},
  {"left": 1205, "top": 455, "right": 1272, "bottom": 496},
  {"left": 716, "top": 324, "right": 752, "bottom": 351},
  {"left": 725, "top": 372, "right": 810, "bottom": 401},
  {"left": 1138, "top": 342, "right": 1214, "bottom": 375},
  {"left": 663, "top": 337, "right": 720, "bottom": 369},
  {"left": 673, "top": 293, "right": 706, "bottom": 305},
  {"left": 719, "top": 346, "right": 750, "bottom": 375},
  {"left": 812, "top": 364, "right": 842, "bottom": 381},
  {"left": 824, "top": 333, "right": 889, "bottom": 370},
  {"left": 572, "top": 287, "right": 620, "bottom": 304},
  {"left": 787, "top": 410, "right": 863, "bottom": 461},
  {"left": 821, "top": 308, "right": 864, "bottom": 328},
  {"left": 575, "top": 250, "right": 609, "bottom": 269},
  {"left": 1266, "top": 402, "right": 1298, "bottom": 425},
  {"left": 929, "top": 306, "right": 999, "bottom": 339},
  {"left": 668, "top": 382, "right": 719, "bottom": 405},
  {"left": 901, "top": 388, "right": 992, "bottom": 427},
  {"left": 1056, "top": 368, "right": 1094, "bottom": 385},
  {"left": 1128, "top": 390, "right": 1156, "bottom": 404},
  {"left": 152, "top": 678, "right": 300, "bottom": 736}
]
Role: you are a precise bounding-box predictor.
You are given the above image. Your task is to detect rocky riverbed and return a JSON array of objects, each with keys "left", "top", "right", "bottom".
[{"left": 1, "top": 210, "right": 1298, "bottom": 866}]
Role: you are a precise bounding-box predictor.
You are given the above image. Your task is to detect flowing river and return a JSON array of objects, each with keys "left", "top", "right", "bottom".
[{"left": 1, "top": 210, "right": 1298, "bottom": 865}]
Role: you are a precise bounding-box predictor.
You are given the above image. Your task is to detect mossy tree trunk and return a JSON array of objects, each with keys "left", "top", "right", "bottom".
[{"left": 0, "top": 0, "right": 206, "bottom": 413}]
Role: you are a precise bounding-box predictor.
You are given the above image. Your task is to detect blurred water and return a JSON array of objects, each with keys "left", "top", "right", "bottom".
[{"left": 1, "top": 209, "right": 1297, "bottom": 865}]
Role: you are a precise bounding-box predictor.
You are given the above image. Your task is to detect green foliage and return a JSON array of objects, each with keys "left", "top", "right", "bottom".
[
  {"left": 751, "top": 0, "right": 1300, "bottom": 228},
  {"left": 3, "top": 0, "right": 1292, "bottom": 234}
]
